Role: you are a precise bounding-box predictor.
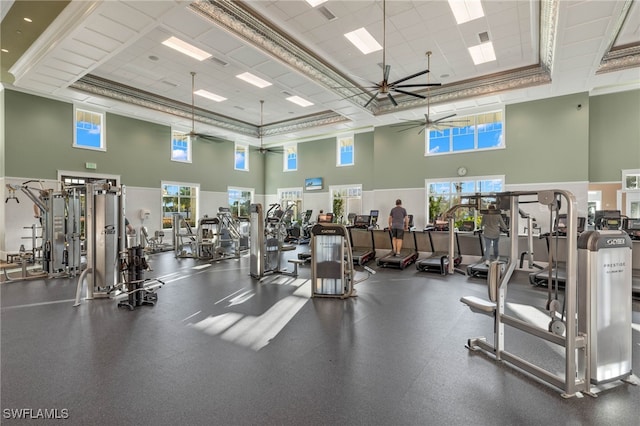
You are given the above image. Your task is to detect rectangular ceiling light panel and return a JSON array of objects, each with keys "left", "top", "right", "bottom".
[
  {"left": 162, "top": 36, "right": 212, "bottom": 61},
  {"left": 236, "top": 72, "right": 272, "bottom": 88},
  {"left": 448, "top": 0, "right": 485, "bottom": 24},
  {"left": 468, "top": 41, "right": 496, "bottom": 65},
  {"left": 305, "top": 0, "right": 328, "bottom": 7},
  {"left": 286, "top": 96, "right": 314, "bottom": 107},
  {"left": 344, "top": 27, "right": 382, "bottom": 55},
  {"left": 194, "top": 89, "right": 227, "bottom": 102}
]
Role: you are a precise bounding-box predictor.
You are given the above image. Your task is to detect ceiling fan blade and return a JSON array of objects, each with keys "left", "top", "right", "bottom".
[
  {"left": 394, "top": 83, "right": 442, "bottom": 88},
  {"left": 433, "top": 114, "right": 457, "bottom": 123},
  {"left": 383, "top": 64, "right": 391, "bottom": 82},
  {"left": 389, "top": 69, "right": 429, "bottom": 86},
  {"left": 387, "top": 93, "right": 398, "bottom": 106},
  {"left": 418, "top": 126, "right": 428, "bottom": 135},
  {"left": 393, "top": 88, "right": 426, "bottom": 99},
  {"left": 363, "top": 91, "right": 378, "bottom": 108}
]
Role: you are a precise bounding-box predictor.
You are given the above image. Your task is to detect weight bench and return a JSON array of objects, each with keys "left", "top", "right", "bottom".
[
  {"left": 460, "top": 261, "right": 501, "bottom": 316},
  {"left": 287, "top": 258, "right": 305, "bottom": 276}
]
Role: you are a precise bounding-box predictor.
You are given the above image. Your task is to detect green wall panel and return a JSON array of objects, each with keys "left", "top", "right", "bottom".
[
  {"left": 589, "top": 89, "right": 640, "bottom": 182},
  {"left": 264, "top": 132, "right": 374, "bottom": 193},
  {"left": 4, "top": 90, "right": 264, "bottom": 192}
]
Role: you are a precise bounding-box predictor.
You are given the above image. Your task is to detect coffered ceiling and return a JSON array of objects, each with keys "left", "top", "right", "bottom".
[{"left": 2, "top": 0, "right": 639, "bottom": 146}]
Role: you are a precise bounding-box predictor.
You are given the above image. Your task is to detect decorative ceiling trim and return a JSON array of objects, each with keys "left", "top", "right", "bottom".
[
  {"left": 373, "top": 66, "right": 551, "bottom": 115},
  {"left": 70, "top": 74, "right": 348, "bottom": 138},
  {"left": 189, "top": 0, "right": 374, "bottom": 111},
  {"left": 597, "top": 0, "right": 640, "bottom": 74},
  {"left": 373, "top": 0, "right": 559, "bottom": 114}
]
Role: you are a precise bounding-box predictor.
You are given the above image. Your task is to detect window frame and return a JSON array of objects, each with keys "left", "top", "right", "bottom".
[
  {"left": 424, "top": 175, "right": 505, "bottom": 225},
  {"left": 336, "top": 133, "right": 355, "bottom": 167},
  {"left": 329, "top": 184, "right": 362, "bottom": 223},
  {"left": 171, "top": 129, "right": 192, "bottom": 163},
  {"left": 234, "top": 143, "right": 249, "bottom": 171},
  {"left": 278, "top": 187, "right": 303, "bottom": 221},
  {"left": 425, "top": 109, "right": 504, "bottom": 156},
  {"left": 283, "top": 143, "right": 298, "bottom": 172},
  {"left": 228, "top": 186, "right": 254, "bottom": 218},
  {"left": 161, "top": 181, "right": 199, "bottom": 230},
  {"left": 622, "top": 169, "right": 640, "bottom": 191},
  {"left": 73, "top": 105, "right": 106, "bottom": 151}
]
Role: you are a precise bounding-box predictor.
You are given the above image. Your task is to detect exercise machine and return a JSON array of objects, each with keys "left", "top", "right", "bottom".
[
  {"left": 249, "top": 203, "right": 299, "bottom": 279},
  {"left": 173, "top": 213, "right": 198, "bottom": 257},
  {"left": 593, "top": 210, "right": 621, "bottom": 230},
  {"left": 460, "top": 190, "right": 638, "bottom": 397},
  {"left": 347, "top": 227, "right": 375, "bottom": 265},
  {"left": 416, "top": 230, "right": 462, "bottom": 275},
  {"left": 376, "top": 230, "right": 418, "bottom": 269},
  {"left": 74, "top": 183, "right": 162, "bottom": 307},
  {"left": 310, "top": 223, "right": 355, "bottom": 298},
  {"left": 622, "top": 217, "right": 640, "bottom": 240}
]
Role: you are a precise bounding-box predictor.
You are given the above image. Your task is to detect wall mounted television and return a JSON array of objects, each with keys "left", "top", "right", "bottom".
[{"left": 305, "top": 177, "right": 323, "bottom": 191}]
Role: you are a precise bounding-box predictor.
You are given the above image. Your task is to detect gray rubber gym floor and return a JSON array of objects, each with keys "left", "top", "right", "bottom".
[{"left": 2, "top": 249, "right": 639, "bottom": 425}]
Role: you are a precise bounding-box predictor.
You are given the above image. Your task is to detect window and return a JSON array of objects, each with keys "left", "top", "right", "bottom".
[
  {"left": 427, "top": 110, "right": 503, "bottom": 155},
  {"left": 161, "top": 182, "right": 198, "bottom": 229},
  {"left": 228, "top": 187, "right": 253, "bottom": 217},
  {"left": 235, "top": 144, "right": 249, "bottom": 171},
  {"left": 171, "top": 130, "right": 192, "bottom": 163},
  {"left": 425, "top": 176, "right": 504, "bottom": 225},
  {"left": 284, "top": 144, "right": 297, "bottom": 171},
  {"left": 278, "top": 188, "right": 303, "bottom": 221},
  {"left": 74, "top": 106, "right": 105, "bottom": 151},
  {"left": 330, "top": 184, "right": 362, "bottom": 223},
  {"left": 623, "top": 169, "right": 640, "bottom": 191},
  {"left": 337, "top": 134, "right": 354, "bottom": 166}
]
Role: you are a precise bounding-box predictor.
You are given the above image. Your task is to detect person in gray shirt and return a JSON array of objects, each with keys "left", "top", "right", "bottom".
[
  {"left": 388, "top": 199, "right": 408, "bottom": 256},
  {"left": 480, "top": 204, "right": 508, "bottom": 263}
]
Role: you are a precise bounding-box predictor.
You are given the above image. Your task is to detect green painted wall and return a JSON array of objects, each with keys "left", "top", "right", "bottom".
[
  {"left": 589, "top": 89, "right": 640, "bottom": 182},
  {"left": 4, "top": 90, "right": 264, "bottom": 192},
  {"left": 5, "top": 88, "right": 638, "bottom": 193},
  {"left": 362, "top": 92, "right": 590, "bottom": 189},
  {"left": 264, "top": 131, "right": 374, "bottom": 193}
]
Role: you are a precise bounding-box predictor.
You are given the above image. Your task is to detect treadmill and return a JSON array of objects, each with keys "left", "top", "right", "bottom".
[
  {"left": 348, "top": 224, "right": 375, "bottom": 265},
  {"left": 376, "top": 230, "right": 418, "bottom": 269},
  {"left": 415, "top": 230, "right": 462, "bottom": 275}
]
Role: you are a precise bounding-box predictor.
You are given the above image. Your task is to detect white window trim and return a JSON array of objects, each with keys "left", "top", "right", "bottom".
[
  {"left": 234, "top": 143, "right": 250, "bottom": 171},
  {"left": 171, "top": 129, "right": 192, "bottom": 163},
  {"left": 73, "top": 105, "right": 106, "bottom": 151},
  {"left": 228, "top": 186, "right": 255, "bottom": 217},
  {"left": 336, "top": 133, "right": 355, "bottom": 167},
  {"left": 622, "top": 168, "right": 640, "bottom": 192},
  {"left": 425, "top": 109, "right": 504, "bottom": 157},
  {"left": 161, "top": 181, "right": 200, "bottom": 230},
  {"left": 283, "top": 143, "right": 298, "bottom": 172},
  {"left": 424, "top": 174, "right": 505, "bottom": 224}
]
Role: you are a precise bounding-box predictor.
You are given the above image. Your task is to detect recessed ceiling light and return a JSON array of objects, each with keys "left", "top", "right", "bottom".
[
  {"left": 344, "top": 27, "right": 382, "bottom": 55},
  {"left": 236, "top": 72, "right": 272, "bottom": 88},
  {"left": 448, "top": 0, "right": 484, "bottom": 24},
  {"left": 161, "top": 36, "right": 212, "bottom": 61},
  {"left": 286, "top": 96, "right": 314, "bottom": 107},
  {"left": 1, "top": 48, "right": 8, "bottom": 53},
  {"left": 305, "top": 0, "right": 327, "bottom": 6},
  {"left": 148, "top": 55, "right": 159, "bottom": 61},
  {"left": 23, "top": 17, "right": 32, "bottom": 23},
  {"left": 194, "top": 89, "right": 227, "bottom": 102},
  {"left": 468, "top": 41, "right": 496, "bottom": 65}
]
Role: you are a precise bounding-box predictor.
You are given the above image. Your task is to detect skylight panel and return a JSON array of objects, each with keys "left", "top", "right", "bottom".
[{"left": 448, "top": 0, "right": 485, "bottom": 24}]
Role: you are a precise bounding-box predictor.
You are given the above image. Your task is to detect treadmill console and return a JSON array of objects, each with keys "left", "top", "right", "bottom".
[
  {"left": 622, "top": 218, "right": 640, "bottom": 240},
  {"left": 594, "top": 210, "right": 621, "bottom": 230},
  {"left": 369, "top": 210, "right": 380, "bottom": 229},
  {"left": 318, "top": 213, "right": 334, "bottom": 223},
  {"left": 353, "top": 215, "right": 371, "bottom": 229}
]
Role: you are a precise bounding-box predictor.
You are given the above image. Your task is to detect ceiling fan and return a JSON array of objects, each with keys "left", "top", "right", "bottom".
[
  {"left": 393, "top": 52, "right": 470, "bottom": 134},
  {"left": 360, "top": 0, "right": 442, "bottom": 108},
  {"left": 185, "top": 71, "right": 222, "bottom": 142},
  {"left": 253, "top": 100, "right": 283, "bottom": 154}
]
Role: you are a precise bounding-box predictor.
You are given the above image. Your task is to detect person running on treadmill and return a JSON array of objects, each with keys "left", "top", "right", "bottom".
[
  {"left": 388, "top": 199, "right": 408, "bottom": 256},
  {"left": 480, "top": 204, "right": 508, "bottom": 264}
]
